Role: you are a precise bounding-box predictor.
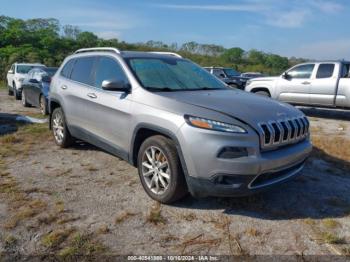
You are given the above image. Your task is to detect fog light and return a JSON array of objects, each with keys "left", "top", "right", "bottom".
[{"left": 217, "top": 147, "right": 248, "bottom": 159}]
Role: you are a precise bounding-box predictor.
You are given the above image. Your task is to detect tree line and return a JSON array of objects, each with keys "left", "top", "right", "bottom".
[{"left": 0, "top": 16, "right": 307, "bottom": 82}]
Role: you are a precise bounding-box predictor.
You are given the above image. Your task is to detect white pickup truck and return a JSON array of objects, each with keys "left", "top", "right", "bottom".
[{"left": 245, "top": 61, "right": 350, "bottom": 109}]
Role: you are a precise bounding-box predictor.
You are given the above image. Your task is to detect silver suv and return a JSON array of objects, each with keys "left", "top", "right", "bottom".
[{"left": 49, "top": 47, "right": 312, "bottom": 203}]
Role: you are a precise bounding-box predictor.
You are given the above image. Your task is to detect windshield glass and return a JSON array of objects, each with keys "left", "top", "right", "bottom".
[
  {"left": 126, "top": 58, "right": 228, "bottom": 91},
  {"left": 16, "top": 65, "right": 44, "bottom": 74},
  {"left": 223, "top": 68, "right": 240, "bottom": 77}
]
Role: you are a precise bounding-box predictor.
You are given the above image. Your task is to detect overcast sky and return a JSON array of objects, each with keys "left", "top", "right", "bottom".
[{"left": 1, "top": 0, "right": 349, "bottom": 59}]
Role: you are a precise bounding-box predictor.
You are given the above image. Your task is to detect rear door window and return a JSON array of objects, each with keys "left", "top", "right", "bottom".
[
  {"left": 316, "top": 64, "right": 335, "bottom": 79},
  {"left": 70, "top": 57, "right": 96, "bottom": 85},
  {"left": 61, "top": 59, "right": 75, "bottom": 79},
  {"left": 93, "top": 56, "right": 128, "bottom": 89}
]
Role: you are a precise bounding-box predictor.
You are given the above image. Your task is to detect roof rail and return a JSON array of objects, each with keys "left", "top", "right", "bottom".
[
  {"left": 74, "top": 47, "right": 121, "bottom": 54},
  {"left": 149, "top": 52, "right": 182, "bottom": 58}
]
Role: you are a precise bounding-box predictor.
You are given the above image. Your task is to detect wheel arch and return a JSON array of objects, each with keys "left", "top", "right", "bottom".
[
  {"left": 129, "top": 124, "right": 190, "bottom": 179},
  {"left": 251, "top": 87, "right": 271, "bottom": 96},
  {"left": 49, "top": 98, "right": 61, "bottom": 130}
]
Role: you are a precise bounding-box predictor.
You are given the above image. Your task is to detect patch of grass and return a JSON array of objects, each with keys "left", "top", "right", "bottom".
[
  {"left": 1, "top": 134, "right": 22, "bottom": 144},
  {"left": 4, "top": 235, "right": 17, "bottom": 248},
  {"left": 147, "top": 202, "right": 166, "bottom": 225},
  {"left": 54, "top": 200, "right": 65, "bottom": 214},
  {"left": 4, "top": 200, "right": 47, "bottom": 229},
  {"left": 304, "top": 218, "right": 316, "bottom": 226},
  {"left": 0, "top": 123, "right": 50, "bottom": 160},
  {"left": 58, "top": 233, "right": 106, "bottom": 259},
  {"left": 57, "top": 216, "right": 80, "bottom": 225},
  {"left": 322, "top": 219, "right": 340, "bottom": 229},
  {"left": 181, "top": 213, "right": 197, "bottom": 221},
  {"left": 320, "top": 232, "right": 345, "bottom": 244},
  {"left": 312, "top": 135, "right": 350, "bottom": 169},
  {"left": 86, "top": 165, "right": 99, "bottom": 172},
  {"left": 97, "top": 224, "right": 110, "bottom": 234},
  {"left": 115, "top": 211, "right": 137, "bottom": 224},
  {"left": 41, "top": 228, "right": 75, "bottom": 249},
  {"left": 245, "top": 227, "right": 261, "bottom": 237},
  {"left": 342, "top": 247, "right": 350, "bottom": 256}
]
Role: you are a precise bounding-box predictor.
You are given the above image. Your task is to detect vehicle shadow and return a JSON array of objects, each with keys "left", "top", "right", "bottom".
[
  {"left": 0, "top": 113, "right": 21, "bottom": 135},
  {"left": 175, "top": 147, "right": 350, "bottom": 221},
  {"left": 297, "top": 106, "right": 350, "bottom": 121}
]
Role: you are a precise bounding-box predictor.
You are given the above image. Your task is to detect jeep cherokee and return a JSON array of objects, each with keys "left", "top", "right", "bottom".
[{"left": 49, "top": 48, "right": 312, "bottom": 204}]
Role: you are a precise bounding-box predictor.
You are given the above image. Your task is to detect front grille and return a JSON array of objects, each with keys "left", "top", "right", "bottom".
[{"left": 258, "top": 116, "right": 309, "bottom": 149}]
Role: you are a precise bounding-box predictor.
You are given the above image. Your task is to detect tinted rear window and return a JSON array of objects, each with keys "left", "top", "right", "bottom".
[
  {"left": 70, "top": 57, "right": 96, "bottom": 85},
  {"left": 61, "top": 59, "right": 75, "bottom": 78},
  {"left": 316, "top": 64, "right": 335, "bottom": 79}
]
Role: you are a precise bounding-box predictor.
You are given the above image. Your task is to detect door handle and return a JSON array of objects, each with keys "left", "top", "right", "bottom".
[
  {"left": 301, "top": 81, "right": 311, "bottom": 85},
  {"left": 87, "top": 93, "right": 97, "bottom": 99},
  {"left": 61, "top": 85, "right": 67, "bottom": 90}
]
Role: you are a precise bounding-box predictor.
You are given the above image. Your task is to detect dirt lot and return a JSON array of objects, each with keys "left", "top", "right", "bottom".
[{"left": 1, "top": 87, "right": 350, "bottom": 259}]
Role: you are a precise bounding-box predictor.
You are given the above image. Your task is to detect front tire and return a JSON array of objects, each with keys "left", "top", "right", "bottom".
[
  {"left": 137, "top": 135, "right": 187, "bottom": 204},
  {"left": 51, "top": 107, "right": 74, "bottom": 148}
]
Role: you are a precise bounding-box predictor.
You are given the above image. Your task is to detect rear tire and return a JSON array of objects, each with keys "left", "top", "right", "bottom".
[
  {"left": 51, "top": 107, "right": 74, "bottom": 148},
  {"left": 21, "top": 90, "right": 30, "bottom": 107},
  {"left": 40, "top": 95, "right": 48, "bottom": 115},
  {"left": 255, "top": 90, "right": 270, "bottom": 97},
  {"left": 8, "top": 86, "right": 13, "bottom": 96},
  {"left": 137, "top": 135, "right": 188, "bottom": 204}
]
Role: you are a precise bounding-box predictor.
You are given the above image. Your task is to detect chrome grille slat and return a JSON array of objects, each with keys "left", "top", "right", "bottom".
[{"left": 259, "top": 116, "right": 309, "bottom": 149}]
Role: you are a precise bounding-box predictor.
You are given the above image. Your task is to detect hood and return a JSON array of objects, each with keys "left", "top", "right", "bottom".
[
  {"left": 158, "top": 89, "right": 303, "bottom": 129},
  {"left": 250, "top": 76, "right": 279, "bottom": 82}
]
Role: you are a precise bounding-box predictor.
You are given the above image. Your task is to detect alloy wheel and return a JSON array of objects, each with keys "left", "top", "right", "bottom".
[
  {"left": 141, "top": 146, "right": 171, "bottom": 195},
  {"left": 52, "top": 111, "right": 64, "bottom": 144}
]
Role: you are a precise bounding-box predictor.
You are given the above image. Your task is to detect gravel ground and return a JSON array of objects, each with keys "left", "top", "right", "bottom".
[{"left": 0, "top": 89, "right": 350, "bottom": 259}]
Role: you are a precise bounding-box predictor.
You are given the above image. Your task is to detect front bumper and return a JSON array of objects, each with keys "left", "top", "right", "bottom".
[{"left": 178, "top": 124, "right": 312, "bottom": 197}]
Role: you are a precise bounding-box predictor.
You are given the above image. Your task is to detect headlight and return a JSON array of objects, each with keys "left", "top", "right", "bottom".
[
  {"left": 246, "top": 80, "right": 252, "bottom": 86},
  {"left": 17, "top": 77, "right": 25, "bottom": 82},
  {"left": 185, "top": 115, "right": 247, "bottom": 134}
]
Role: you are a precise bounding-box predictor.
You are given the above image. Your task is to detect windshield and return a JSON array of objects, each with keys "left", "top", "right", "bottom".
[
  {"left": 223, "top": 68, "right": 240, "bottom": 77},
  {"left": 16, "top": 65, "right": 44, "bottom": 74},
  {"left": 45, "top": 68, "right": 58, "bottom": 76},
  {"left": 126, "top": 58, "right": 228, "bottom": 91}
]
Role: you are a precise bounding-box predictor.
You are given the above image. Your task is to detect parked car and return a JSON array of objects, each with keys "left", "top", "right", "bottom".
[
  {"left": 245, "top": 61, "right": 350, "bottom": 108},
  {"left": 241, "top": 72, "right": 266, "bottom": 79},
  {"left": 204, "top": 67, "right": 249, "bottom": 89},
  {"left": 7, "top": 63, "right": 46, "bottom": 100},
  {"left": 21, "top": 67, "right": 58, "bottom": 115},
  {"left": 49, "top": 48, "right": 312, "bottom": 204}
]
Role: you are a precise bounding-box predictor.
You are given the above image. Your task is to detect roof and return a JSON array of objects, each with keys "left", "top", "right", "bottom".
[
  {"left": 120, "top": 51, "right": 182, "bottom": 59},
  {"left": 15, "top": 63, "right": 45, "bottom": 66}
]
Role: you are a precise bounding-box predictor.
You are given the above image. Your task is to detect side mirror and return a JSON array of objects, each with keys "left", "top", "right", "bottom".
[
  {"left": 219, "top": 74, "right": 226, "bottom": 78},
  {"left": 29, "top": 78, "right": 39, "bottom": 84},
  {"left": 8, "top": 70, "right": 14, "bottom": 74},
  {"left": 282, "top": 72, "right": 291, "bottom": 79},
  {"left": 102, "top": 80, "right": 131, "bottom": 92},
  {"left": 42, "top": 75, "right": 51, "bottom": 83}
]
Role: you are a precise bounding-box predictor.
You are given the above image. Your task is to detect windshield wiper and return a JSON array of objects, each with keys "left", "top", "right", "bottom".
[
  {"left": 145, "top": 87, "right": 174, "bottom": 92},
  {"left": 184, "top": 87, "right": 225, "bottom": 91}
]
